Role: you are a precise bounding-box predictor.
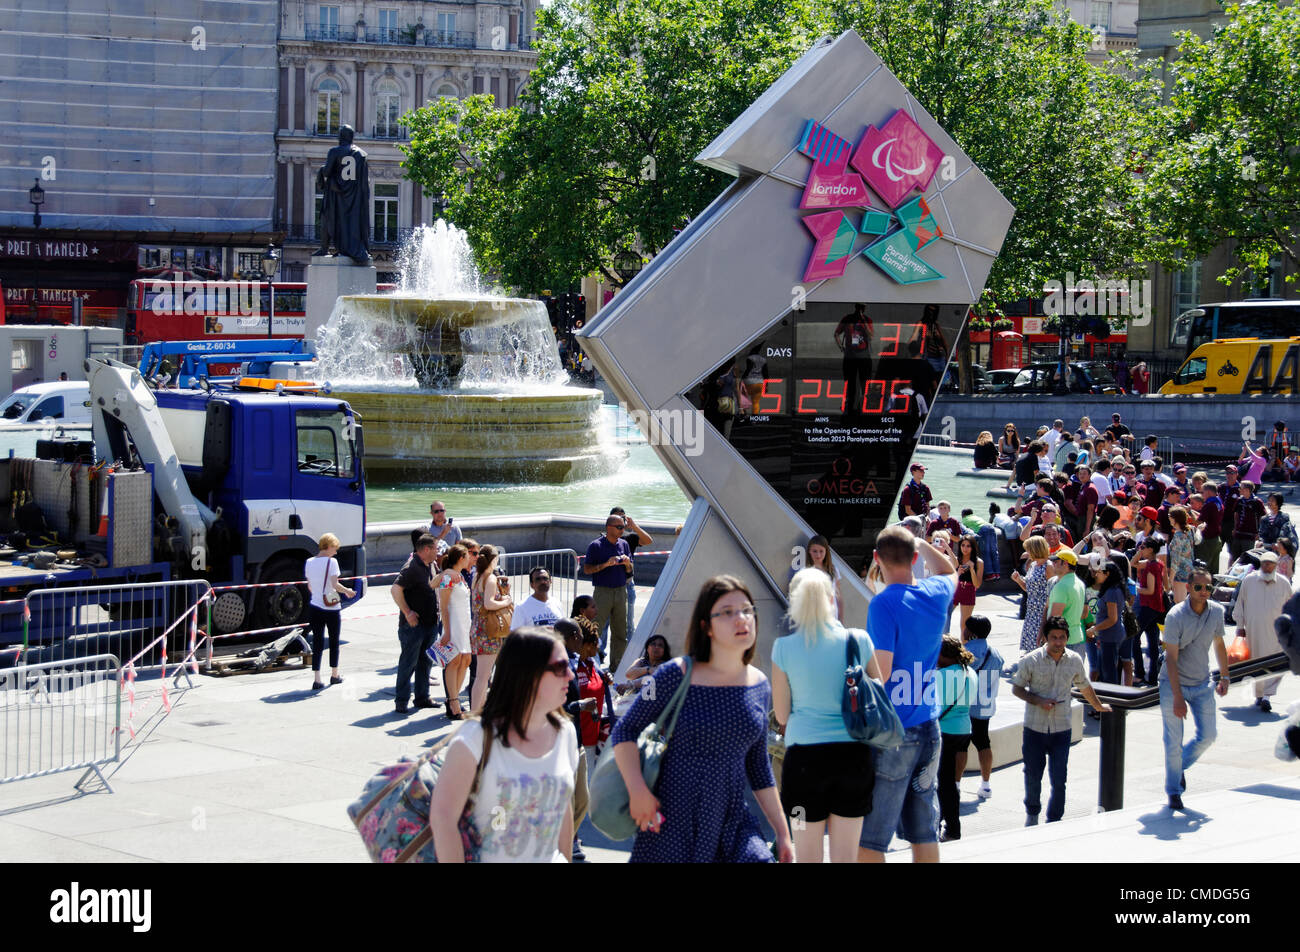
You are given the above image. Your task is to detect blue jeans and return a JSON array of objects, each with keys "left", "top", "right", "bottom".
[
  {"left": 977, "top": 525, "right": 1001, "bottom": 576},
  {"left": 859, "top": 720, "right": 941, "bottom": 851},
  {"left": 1135, "top": 606, "right": 1163, "bottom": 682},
  {"left": 1022, "top": 727, "right": 1071, "bottom": 821},
  {"left": 1159, "top": 677, "right": 1218, "bottom": 796},
  {"left": 1085, "top": 638, "right": 1100, "bottom": 676},
  {"left": 1098, "top": 639, "right": 1123, "bottom": 685},
  {"left": 396, "top": 621, "right": 436, "bottom": 707}
]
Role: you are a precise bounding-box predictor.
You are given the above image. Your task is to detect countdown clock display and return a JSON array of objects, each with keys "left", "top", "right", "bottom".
[
  {"left": 576, "top": 30, "right": 1013, "bottom": 671},
  {"left": 692, "top": 302, "right": 966, "bottom": 569}
]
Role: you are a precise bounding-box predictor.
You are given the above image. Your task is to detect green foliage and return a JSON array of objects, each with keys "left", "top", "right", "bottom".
[
  {"left": 400, "top": 0, "right": 1156, "bottom": 304},
  {"left": 402, "top": 0, "right": 817, "bottom": 292},
  {"left": 1140, "top": 1, "right": 1300, "bottom": 289},
  {"left": 815, "top": 0, "right": 1158, "bottom": 305}
]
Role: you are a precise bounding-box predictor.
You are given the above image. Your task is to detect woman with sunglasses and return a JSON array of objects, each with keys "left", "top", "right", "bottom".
[
  {"left": 997, "top": 423, "right": 1020, "bottom": 469},
  {"left": 624, "top": 634, "right": 670, "bottom": 684},
  {"left": 429, "top": 627, "right": 579, "bottom": 862},
  {"left": 610, "top": 575, "right": 793, "bottom": 863},
  {"left": 953, "top": 536, "right": 984, "bottom": 631}
]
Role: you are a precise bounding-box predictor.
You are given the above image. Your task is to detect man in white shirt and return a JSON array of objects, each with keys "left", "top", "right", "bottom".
[
  {"left": 1089, "top": 458, "right": 1114, "bottom": 507},
  {"left": 1042, "top": 419, "right": 1065, "bottom": 460},
  {"left": 514, "top": 566, "right": 563, "bottom": 628}
]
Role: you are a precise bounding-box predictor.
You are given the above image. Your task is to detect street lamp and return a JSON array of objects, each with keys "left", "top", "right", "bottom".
[
  {"left": 613, "top": 250, "right": 643, "bottom": 285},
  {"left": 259, "top": 244, "right": 281, "bottom": 339},
  {"left": 29, "top": 179, "right": 44, "bottom": 229}
]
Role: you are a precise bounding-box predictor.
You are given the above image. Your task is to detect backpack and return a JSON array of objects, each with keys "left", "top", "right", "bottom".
[{"left": 347, "top": 722, "right": 491, "bottom": 863}]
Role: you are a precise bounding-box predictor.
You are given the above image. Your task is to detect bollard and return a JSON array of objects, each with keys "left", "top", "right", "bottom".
[{"left": 1097, "top": 708, "right": 1127, "bottom": 812}]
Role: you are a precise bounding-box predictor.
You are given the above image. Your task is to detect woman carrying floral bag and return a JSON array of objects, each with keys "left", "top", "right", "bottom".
[{"left": 430, "top": 627, "right": 579, "bottom": 863}]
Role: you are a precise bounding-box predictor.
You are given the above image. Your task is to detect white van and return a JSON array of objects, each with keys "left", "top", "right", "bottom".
[{"left": 0, "top": 381, "right": 92, "bottom": 427}]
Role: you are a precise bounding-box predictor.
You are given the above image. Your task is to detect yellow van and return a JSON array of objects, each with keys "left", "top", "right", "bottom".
[{"left": 1160, "top": 338, "right": 1300, "bottom": 395}]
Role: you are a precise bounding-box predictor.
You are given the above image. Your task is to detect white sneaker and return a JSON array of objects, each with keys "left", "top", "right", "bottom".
[{"left": 977, "top": 781, "right": 993, "bottom": 799}]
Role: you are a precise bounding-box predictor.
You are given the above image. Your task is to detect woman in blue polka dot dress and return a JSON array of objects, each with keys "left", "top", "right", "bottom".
[{"left": 609, "top": 576, "right": 794, "bottom": 863}]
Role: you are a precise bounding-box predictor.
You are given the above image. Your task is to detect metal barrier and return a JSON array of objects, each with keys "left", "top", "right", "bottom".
[
  {"left": 22, "top": 579, "right": 213, "bottom": 669},
  {"left": 0, "top": 653, "right": 121, "bottom": 792},
  {"left": 499, "top": 549, "right": 581, "bottom": 616}
]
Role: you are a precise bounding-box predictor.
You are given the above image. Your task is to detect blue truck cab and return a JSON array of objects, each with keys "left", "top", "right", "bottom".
[{"left": 154, "top": 386, "right": 366, "bottom": 630}]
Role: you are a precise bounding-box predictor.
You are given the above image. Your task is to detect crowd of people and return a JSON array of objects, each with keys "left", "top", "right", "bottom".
[{"left": 325, "top": 446, "right": 1296, "bottom": 863}]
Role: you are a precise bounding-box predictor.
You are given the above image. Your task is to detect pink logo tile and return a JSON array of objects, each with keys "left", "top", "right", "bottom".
[{"left": 850, "top": 111, "right": 944, "bottom": 209}]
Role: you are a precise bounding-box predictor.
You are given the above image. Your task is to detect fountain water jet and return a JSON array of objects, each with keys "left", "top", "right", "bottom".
[{"left": 316, "top": 222, "right": 623, "bottom": 483}]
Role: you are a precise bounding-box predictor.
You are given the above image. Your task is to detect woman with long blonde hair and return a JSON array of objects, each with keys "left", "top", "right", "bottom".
[{"left": 770, "top": 569, "right": 882, "bottom": 862}]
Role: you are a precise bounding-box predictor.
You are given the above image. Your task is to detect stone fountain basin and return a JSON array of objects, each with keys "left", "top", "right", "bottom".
[{"left": 334, "top": 387, "right": 627, "bottom": 483}]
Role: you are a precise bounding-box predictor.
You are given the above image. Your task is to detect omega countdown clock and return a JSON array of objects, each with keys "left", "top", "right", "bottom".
[{"left": 578, "top": 31, "right": 1014, "bottom": 672}]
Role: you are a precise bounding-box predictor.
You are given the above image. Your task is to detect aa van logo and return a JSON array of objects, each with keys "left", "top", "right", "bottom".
[
  {"left": 49, "top": 883, "right": 151, "bottom": 933},
  {"left": 795, "top": 111, "right": 945, "bottom": 285},
  {"left": 149, "top": 271, "right": 260, "bottom": 317}
]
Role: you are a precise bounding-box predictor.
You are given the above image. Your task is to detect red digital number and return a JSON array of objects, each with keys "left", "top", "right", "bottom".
[
  {"left": 878, "top": 322, "right": 926, "bottom": 357},
  {"left": 756, "top": 378, "right": 784, "bottom": 414},
  {"left": 825, "top": 379, "right": 848, "bottom": 413},
  {"left": 890, "top": 379, "right": 911, "bottom": 413},
  {"left": 861, "top": 379, "right": 886, "bottom": 413},
  {"left": 796, "top": 379, "right": 822, "bottom": 414},
  {"left": 907, "top": 323, "right": 926, "bottom": 353},
  {"left": 879, "top": 324, "right": 901, "bottom": 357}
]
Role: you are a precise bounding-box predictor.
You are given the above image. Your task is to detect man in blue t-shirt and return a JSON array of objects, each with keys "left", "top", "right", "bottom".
[{"left": 859, "top": 524, "right": 957, "bottom": 863}]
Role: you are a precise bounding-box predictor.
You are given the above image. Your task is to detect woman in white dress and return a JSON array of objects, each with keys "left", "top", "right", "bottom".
[{"left": 436, "top": 544, "right": 474, "bottom": 720}]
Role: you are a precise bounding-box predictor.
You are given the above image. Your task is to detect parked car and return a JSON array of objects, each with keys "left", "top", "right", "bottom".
[
  {"left": 986, "top": 369, "right": 1020, "bottom": 392},
  {"left": 940, "top": 361, "right": 992, "bottom": 393},
  {"left": 0, "top": 382, "right": 92, "bottom": 427},
  {"left": 1007, "top": 361, "right": 1124, "bottom": 395}
]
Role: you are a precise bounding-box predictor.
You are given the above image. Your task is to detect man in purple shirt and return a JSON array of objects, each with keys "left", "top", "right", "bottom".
[{"left": 584, "top": 514, "right": 633, "bottom": 669}]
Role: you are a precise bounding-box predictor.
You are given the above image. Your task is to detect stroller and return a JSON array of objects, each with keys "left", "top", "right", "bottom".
[{"left": 1212, "top": 547, "right": 1268, "bottom": 625}]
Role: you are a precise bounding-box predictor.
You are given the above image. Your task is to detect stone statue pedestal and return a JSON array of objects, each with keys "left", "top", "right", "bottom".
[{"left": 306, "top": 257, "right": 377, "bottom": 340}]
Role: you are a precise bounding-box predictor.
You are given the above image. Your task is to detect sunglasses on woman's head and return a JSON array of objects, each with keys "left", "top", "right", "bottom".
[{"left": 544, "top": 661, "right": 571, "bottom": 676}]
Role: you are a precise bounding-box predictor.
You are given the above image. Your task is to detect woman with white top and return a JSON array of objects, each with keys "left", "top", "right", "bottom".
[
  {"left": 771, "top": 568, "right": 882, "bottom": 863},
  {"left": 304, "top": 532, "right": 355, "bottom": 691},
  {"left": 429, "top": 627, "right": 579, "bottom": 863},
  {"left": 436, "top": 543, "right": 474, "bottom": 720}
]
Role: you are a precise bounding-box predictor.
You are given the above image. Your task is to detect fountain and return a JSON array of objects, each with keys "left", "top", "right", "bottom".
[{"left": 317, "top": 222, "right": 624, "bottom": 483}]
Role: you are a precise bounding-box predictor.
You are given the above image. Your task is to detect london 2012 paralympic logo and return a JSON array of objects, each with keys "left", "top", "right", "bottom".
[{"left": 796, "top": 110, "right": 945, "bottom": 286}]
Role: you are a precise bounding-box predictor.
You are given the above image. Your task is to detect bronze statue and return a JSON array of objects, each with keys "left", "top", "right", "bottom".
[{"left": 314, "top": 125, "right": 372, "bottom": 263}]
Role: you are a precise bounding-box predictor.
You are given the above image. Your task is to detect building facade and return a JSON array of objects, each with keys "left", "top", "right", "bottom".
[
  {"left": 0, "top": 1, "right": 280, "bottom": 326},
  {"left": 275, "top": 1, "right": 540, "bottom": 282},
  {"left": 1129, "top": 0, "right": 1298, "bottom": 360}
]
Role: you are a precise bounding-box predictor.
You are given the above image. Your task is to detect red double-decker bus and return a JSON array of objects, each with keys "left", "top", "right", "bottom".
[{"left": 126, "top": 276, "right": 396, "bottom": 344}]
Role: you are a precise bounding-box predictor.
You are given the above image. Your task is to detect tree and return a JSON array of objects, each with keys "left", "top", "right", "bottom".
[
  {"left": 401, "top": 0, "right": 1155, "bottom": 332},
  {"left": 1140, "top": 1, "right": 1300, "bottom": 291},
  {"left": 401, "top": 0, "right": 818, "bottom": 293}
]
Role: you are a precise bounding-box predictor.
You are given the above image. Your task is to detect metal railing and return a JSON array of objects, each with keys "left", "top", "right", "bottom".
[
  {"left": 296, "top": 27, "right": 527, "bottom": 51},
  {"left": 0, "top": 654, "right": 121, "bottom": 792},
  {"left": 22, "top": 580, "right": 212, "bottom": 670},
  {"left": 499, "top": 549, "right": 581, "bottom": 617}
]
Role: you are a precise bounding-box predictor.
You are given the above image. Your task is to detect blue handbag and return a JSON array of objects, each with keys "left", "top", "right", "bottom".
[{"left": 842, "top": 631, "right": 904, "bottom": 749}]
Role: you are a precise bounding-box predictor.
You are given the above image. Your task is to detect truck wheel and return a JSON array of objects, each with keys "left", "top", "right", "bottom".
[{"left": 252, "top": 559, "right": 309, "bottom": 632}]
